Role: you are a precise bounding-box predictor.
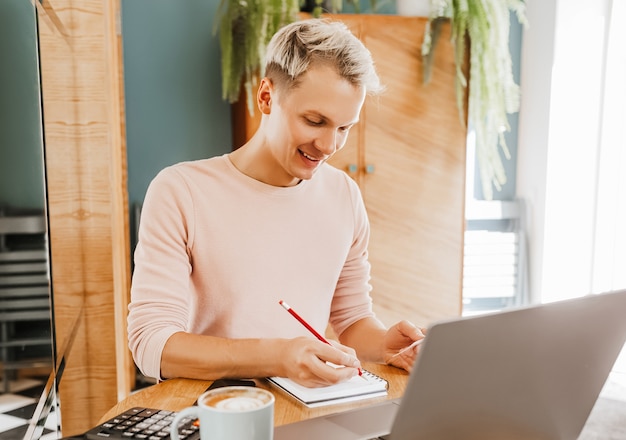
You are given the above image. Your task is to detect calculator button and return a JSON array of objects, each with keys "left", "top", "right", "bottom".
[{"left": 90, "top": 430, "right": 115, "bottom": 438}]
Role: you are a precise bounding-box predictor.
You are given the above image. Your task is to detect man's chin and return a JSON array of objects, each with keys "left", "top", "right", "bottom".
[{"left": 297, "top": 167, "right": 321, "bottom": 182}]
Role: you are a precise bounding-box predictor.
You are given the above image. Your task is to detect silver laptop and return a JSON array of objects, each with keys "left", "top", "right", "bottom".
[{"left": 274, "top": 289, "right": 626, "bottom": 440}]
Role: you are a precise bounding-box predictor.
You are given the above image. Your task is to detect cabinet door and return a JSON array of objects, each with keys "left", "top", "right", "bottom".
[{"left": 348, "top": 16, "right": 466, "bottom": 326}]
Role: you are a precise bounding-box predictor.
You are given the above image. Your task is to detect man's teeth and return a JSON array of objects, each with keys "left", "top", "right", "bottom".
[{"left": 302, "top": 151, "right": 318, "bottom": 161}]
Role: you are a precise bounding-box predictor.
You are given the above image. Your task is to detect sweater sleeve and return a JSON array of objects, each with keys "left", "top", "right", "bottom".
[
  {"left": 127, "top": 166, "right": 195, "bottom": 380},
  {"left": 328, "top": 174, "right": 376, "bottom": 336}
]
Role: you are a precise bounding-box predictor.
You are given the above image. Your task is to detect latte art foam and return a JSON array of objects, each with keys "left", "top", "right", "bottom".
[
  {"left": 215, "top": 396, "right": 265, "bottom": 411},
  {"left": 201, "top": 387, "right": 273, "bottom": 412}
]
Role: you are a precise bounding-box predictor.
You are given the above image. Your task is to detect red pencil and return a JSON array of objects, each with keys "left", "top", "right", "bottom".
[{"left": 279, "top": 300, "right": 363, "bottom": 376}]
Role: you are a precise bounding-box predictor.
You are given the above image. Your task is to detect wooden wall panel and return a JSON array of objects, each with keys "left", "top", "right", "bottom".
[{"left": 36, "top": 0, "right": 131, "bottom": 435}]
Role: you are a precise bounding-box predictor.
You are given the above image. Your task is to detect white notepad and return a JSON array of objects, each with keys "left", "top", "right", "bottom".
[{"left": 268, "top": 369, "right": 388, "bottom": 408}]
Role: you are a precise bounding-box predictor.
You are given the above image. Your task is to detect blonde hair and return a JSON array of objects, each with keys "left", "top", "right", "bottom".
[{"left": 264, "top": 18, "right": 383, "bottom": 95}]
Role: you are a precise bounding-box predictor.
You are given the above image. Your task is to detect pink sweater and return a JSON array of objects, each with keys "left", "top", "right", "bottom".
[{"left": 128, "top": 155, "right": 375, "bottom": 379}]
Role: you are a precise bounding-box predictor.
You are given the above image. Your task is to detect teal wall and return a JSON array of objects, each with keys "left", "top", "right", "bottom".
[
  {"left": 121, "top": 0, "right": 232, "bottom": 213},
  {"left": 0, "top": 0, "right": 45, "bottom": 211}
]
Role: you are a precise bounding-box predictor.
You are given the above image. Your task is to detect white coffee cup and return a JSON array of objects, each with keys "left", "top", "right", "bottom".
[{"left": 170, "top": 386, "right": 275, "bottom": 440}]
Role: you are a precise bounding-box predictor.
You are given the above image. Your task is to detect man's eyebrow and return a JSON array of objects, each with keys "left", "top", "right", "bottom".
[{"left": 305, "top": 111, "right": 360, "bottom": 127}]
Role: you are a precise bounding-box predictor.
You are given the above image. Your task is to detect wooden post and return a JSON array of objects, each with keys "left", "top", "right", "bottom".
[{"left": 36, "top": 0, "right": 132, "bottom": 434}]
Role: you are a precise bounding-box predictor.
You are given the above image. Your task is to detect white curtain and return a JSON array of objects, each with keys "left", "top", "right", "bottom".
[
  {"left": 592, "top": 0, "right": 626, "bottom": 293},
  {"left": 517, "top": 0, "right": 626, "bottom": 302}
]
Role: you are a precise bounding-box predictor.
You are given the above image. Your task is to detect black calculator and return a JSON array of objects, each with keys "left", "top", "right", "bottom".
[
  {"left": 71, "top": 379, "right": 254, "bottom": 439},
  {"left": 80, "top": 406, "right": 199, "bottom": 439}
]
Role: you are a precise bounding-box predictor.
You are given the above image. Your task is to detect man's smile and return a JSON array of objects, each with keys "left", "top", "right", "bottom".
[{"left": 299, "top": 149, "right": 324, "bottom": 162}]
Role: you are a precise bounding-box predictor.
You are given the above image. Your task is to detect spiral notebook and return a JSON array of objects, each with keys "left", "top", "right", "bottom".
[{"left": 268, "top": 369, "right": 388, "bottom": 408}]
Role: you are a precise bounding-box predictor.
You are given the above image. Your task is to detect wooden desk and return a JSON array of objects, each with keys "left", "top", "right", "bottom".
[
  {"left": 100, "top": 363, "right": 409, "bottom": 426},
  {"left": 98, "top": 361, "right": 624, "bottom": 439}
]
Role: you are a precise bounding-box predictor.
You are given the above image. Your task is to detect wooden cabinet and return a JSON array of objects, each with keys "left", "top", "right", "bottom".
[{"left": 232, "top": 15, "right": 467, "bottom": 327}]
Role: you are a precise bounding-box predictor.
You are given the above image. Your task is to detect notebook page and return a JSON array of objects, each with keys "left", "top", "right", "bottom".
[{"left": 268, "top": 369, "right": 388, "bottom": 407}]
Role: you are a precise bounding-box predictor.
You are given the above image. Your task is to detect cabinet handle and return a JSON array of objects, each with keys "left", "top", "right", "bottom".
[
  {"left": 365, "top": 164, "right": 375, "bottom": 174},
  {"left": 347, "top": 164, "right": 358, "bottom": 174}
]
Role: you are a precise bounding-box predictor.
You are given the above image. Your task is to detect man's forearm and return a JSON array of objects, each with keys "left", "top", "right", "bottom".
[
  {"left": 160, "top": 332, "right": 287, "bottom": 380},
  {"left": 338, "top": 317, "right": 387, "bottom": 363}
]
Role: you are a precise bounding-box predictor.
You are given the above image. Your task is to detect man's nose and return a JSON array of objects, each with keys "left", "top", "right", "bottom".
[{"left": 316, "top": 128, "right": 338, "bottom": 156}]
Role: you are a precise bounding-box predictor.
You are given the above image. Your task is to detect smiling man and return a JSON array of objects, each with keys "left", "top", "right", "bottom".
[{"left": 128, "top": 18, "right": 425, "bottom": 388}]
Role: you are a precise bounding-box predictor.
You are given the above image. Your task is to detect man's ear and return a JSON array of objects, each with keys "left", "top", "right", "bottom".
[{"left": 257, "top": 77, "right": 273, "bottom": 115}]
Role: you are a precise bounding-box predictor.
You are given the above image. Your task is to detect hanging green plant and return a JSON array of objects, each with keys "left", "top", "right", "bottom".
[
  {"left": 214, "top": 0, "right": 301, "bottom": 114},
  {"left": 422, "top": 0, "right": 528, "bottom": 200}
]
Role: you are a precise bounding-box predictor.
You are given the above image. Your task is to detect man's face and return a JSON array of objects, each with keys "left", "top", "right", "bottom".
[{"left": 262, "top": 64, "right": 366, "bottom": 186}]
